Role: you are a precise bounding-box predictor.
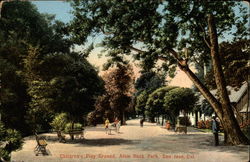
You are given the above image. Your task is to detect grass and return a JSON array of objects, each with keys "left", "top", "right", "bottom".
[{"left": 194, "top": 128, "right": 224, "bottom": 135}]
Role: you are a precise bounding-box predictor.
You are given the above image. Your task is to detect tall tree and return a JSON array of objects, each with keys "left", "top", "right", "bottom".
[
  {"left": 69, "top": 0, "right": 249, "bottom": 145},
  {"left": 134, "top": 71, "right": 165, "bottom": 118},
  {"left": 0, "top": 1, "right": 72, "bottom": 135},
  {"left": 102, "top": 63, "right": 134, "bottom": 124},
  {"left": 146, "top": 86, "right": 178, "bottom": 122}
]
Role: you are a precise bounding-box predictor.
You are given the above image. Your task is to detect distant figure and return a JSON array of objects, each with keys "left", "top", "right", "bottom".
[
  {"left": 140, "top": 118, "right": 145, "bottom": 127},
  {"left": 114, "top": 117, "right": 119, "bottom": 127},
  {"left": 166, "top": 120, "right": 171, "bottom": 130},
  {"left": 105, "top": 118, "right": 110, "bottom": 134},
  {"left": 116, "top": 120, "right": 121, "bottom": 133},
  {"left": 212, "top": 116, "right": 219, "bottom": 146}
]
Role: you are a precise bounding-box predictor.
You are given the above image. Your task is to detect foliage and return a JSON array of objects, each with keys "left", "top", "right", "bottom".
[
  {"left": 103, "top": 64, "right": 134, "bottom": 123},
  {"left": 135, "top": 90, "right": 149, "bottom": 117},
  {"left": 69, "top": 0, "right": 249, "bottom": 144},
  {"left": 145, "top": 86, "right": 177, "bottom": 120},
  {"left": 87, "top": 94, "right": 113, "bottom": 125},
  {"left": 1, "top": 1, "right": 71, "bottom": 55},
  {"left": 134, "top": 71, "right": 165, "bottom": 118},
  {"left": 197, "top": 120, "right": 206, "bottom": 129},
  {"left": 90, "top": 63, "right": 134, "bottom": 125},
  {"left": 205, "top": 119, "right": 212, "bottom": 129},
  {"left": 0, "top": 58, "right": 30, "bottom": 135},
  {"left": 64, "top": 123, "right": 83, "bottom": 133},
  {"left": 198, "top": 99, "right": 214, "bottom": 116},
  {"left": 50, "top": 113, "right": 68, "bottom": 132},
  {"left": 0, "top": 1, "right": 72, "bottom": 135},
  {"left": 205, "top": 39, "right": 250, "bottom": 89},
  {"left": 135, "top": 71, "right": 165, "bottom": 95},
  {"left": 0, "top": 122, "right": 23, "bottom": 161},
  {"left": 164, "top": 88, "right": 198, "bottom": 115},
  {"left": 69, "top": 1, "right": 248, "bottom": 74}
]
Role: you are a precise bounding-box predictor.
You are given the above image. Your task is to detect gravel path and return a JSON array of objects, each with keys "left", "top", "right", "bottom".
[{"left": 11, "top": 119, "right": 249, "bottom": 162}]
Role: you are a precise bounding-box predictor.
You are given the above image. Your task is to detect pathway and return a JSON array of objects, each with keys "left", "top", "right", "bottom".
[{"left": 11, "top": 119, "right": 249, "bottom": 162}]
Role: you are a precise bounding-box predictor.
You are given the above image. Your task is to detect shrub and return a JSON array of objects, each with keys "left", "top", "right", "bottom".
[
  {"left": 0, "top": 122, "right": 23, "bottom": 161},
  {"left": 197, "top": 120, "right": 206, "bottom": 129},
  {"left": 205, "top": 120, "right": 212, "bottom": 129},
  {"left": 64, "top": 123, "right": 83, "bottom": 133},
  {"left": 50, "top": 113, "right": 68, "bottom": 132}
]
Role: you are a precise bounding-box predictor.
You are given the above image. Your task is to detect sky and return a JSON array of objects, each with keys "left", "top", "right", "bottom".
[{"left": 32, "top": 1, "right": 249, "bottom": 88}]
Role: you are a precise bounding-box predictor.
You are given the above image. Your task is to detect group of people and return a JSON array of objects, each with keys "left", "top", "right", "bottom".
[{"left": 104, "top": 117, "right": 121, "bottom": 134}]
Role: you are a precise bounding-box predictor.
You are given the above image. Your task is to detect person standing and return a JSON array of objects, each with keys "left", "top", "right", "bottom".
[
  {"left": 166, "top": 120, "right": 171, "bottom": 130},
  {"left": 116, "top": 120, "right": 121, "bottom": 133},
  {"left": 212, "top": 116, "right": 219, "bottom": 146},
  {"left": 105, "top": 118, "right": 110, "bottom": 134}
]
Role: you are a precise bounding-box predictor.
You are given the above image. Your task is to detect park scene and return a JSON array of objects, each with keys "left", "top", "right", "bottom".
[{"left": 0, "top": 0, "right": 249, "bottom": 162}]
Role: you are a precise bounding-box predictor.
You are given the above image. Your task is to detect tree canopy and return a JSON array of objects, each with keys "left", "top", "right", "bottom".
[{"left": 69, "top": 0, "right": 250, "bottom": 145}]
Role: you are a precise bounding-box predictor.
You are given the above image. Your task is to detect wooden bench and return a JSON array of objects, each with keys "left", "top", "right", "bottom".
[
  {"left": 68, "top": 129, "right": 84, "bottom": 139},
  {"left": 175, "top": 126, "right": 187, "bottom": 134},
  {"left": 34, "top": 133, "right": 48, "bottom": 156}
]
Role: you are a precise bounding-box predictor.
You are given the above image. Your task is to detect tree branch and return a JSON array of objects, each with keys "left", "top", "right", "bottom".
[
  {"left": 199, "top": 24, "right": 211, "bottom": 49},
  {"left": 126, "top": 45, "right": 146, "bottom": 53}
]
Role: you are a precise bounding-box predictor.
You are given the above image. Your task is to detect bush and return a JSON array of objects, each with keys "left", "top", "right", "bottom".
[
  {"left": 197, "top": 120, "right": 206, "bottom": 129},
  {"left": 50, "top": 113, "right": 68, "bottom": 132},
  {"left": 64, "top": 123, "right": 83, "bottom": 133},
  {"left": 205, "top": 120, "right": 212, "bottom": 129},
  {"left": 0, "top": 122, "right": 23, "bottom": 161}
]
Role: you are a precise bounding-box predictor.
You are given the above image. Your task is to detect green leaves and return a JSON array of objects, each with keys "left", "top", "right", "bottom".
[
  {"left": 70, "top": 0, "right": 248, "bottom": 74},
  {"left": 0, "top": 122, "right": 23, "bottom": 161}
]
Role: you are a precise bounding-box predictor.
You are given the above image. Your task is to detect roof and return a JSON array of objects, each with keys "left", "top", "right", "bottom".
[
  {"left": 228, "top": 82, "right": 248, "bottom": 103},
  {"left": 197, "top": 81, "right": 248, "bottom": 105},
  {"left": 240, "top": 103, "right": 250, "bottom": 113}
]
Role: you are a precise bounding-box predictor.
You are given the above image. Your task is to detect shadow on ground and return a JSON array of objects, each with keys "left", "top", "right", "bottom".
[
  {"left": 124, "top": 133, "right": 248, "bottom": 161},
  {"left": 78, "top": 138, "right": 139, "bottom": 146}
]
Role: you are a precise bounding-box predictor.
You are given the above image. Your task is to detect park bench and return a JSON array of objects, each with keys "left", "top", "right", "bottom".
[
  {"left": 175, "top": 126, "right": 187, "bottom": 134},
  {"left": 68, "top": 129, "right": 84, "bottom": 139},
  {"left": 34, "top": 133, "right": 48, "bottom": 156}
]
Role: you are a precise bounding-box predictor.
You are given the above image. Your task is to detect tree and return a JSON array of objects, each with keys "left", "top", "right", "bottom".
[
  {"left": 145, "top": 86, "right": 177, "bottom": 123},
  {"left": 163, "top": 88, "right": 198, "bottom": 123},
  {"left": 0, "top": 1, "right": 72, "bottom": 135},
  {"left": 69, "top": 1, "right": 249, "bottom": 145},
  {"left": 205, "top": 39, "right": 250, "bottom": 89},
  {"left": 134, "top": 71, "right": 165, "bottom": 118},
  {"left": 135, "top": 90, "right": 148, "bottom": 119},
  {"left": 102, "top": 63, "right": 134, "bottom": 124},
  {"left": 23, "top": 48, "right": 104, "bottom": 133}
]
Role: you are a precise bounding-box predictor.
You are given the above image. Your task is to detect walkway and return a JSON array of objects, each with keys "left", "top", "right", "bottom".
[{"left": 11, "top": 119, "right": 249, "bottom": 162}]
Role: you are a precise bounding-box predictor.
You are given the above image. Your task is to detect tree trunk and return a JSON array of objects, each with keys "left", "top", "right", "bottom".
[
  {"left": 122, "top": 111, "right": 126, "bottom": 125},
  {"left": 195, "top": 111, "right": 198, "bottom": 127},
  {"left": 161, "top": 115, "right": 164, "bottom": 126},
  {"left": 207, "top": 14, "right": 249, "bottom": 145},
  {"left": 71, "top": 122, "right": 74, "bottom": 140}
]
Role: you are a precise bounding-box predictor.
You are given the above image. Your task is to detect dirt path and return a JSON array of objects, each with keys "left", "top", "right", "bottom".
[{"left": 12, "top": 119, "right": 249, "bottom": 162}]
